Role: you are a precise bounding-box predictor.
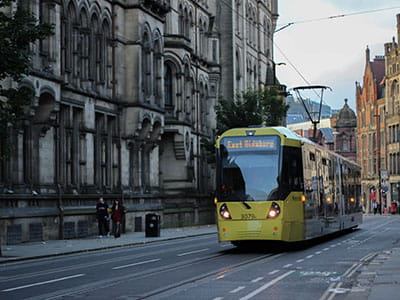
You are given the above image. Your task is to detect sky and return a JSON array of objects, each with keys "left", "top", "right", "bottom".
[{"left": 274, "top": 0, "right": 400, "bottom": 111}]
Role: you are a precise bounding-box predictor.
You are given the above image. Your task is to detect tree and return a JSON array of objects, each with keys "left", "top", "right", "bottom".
[
  {"left": 0, "top": 0, "right": 53, "bottom": 154},
  {"left": 203, "top": 87, "right": 289, "bottom": 163},
  {"left": 215, "top": 87, "right": 289, "bottom": 135}
]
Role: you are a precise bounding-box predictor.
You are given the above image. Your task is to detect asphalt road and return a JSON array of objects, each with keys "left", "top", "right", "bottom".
[{"left": 0, "top": 215, "right": 399, "bottom": 300}]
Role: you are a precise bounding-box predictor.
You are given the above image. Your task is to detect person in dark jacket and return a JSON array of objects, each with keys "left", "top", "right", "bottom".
[
  {"left": 96, "top": 197, "right": 109, "bottom": 237},
  {"left": 111, "top": 199, "right": 127, "bottom": 238}
]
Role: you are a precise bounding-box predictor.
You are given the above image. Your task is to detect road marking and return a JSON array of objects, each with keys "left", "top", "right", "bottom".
[
  {"left": 251, "top": 277, "right": 264, "bottom": 283},
  {"left": 306, "top": 255, "right": 314, "bottom": 259},
  {"left": 323, "top": 248, "right": 330, "bottom": 251},
  {"left": 240, "top": 271, "right": 294, "bottom": 300},
  {"left": 230, "top": 286, "right": 245, "bottom": 293},
  {"left": 315, "top": 251, "right": 322, "bottom": 255},
  {"left": 296, "top": 259, "right": 305, "bottom": 263},
  {"left": 2, "top": 274, "right": 85, "bottom": 292},
  {"left": 177, "top": 248, "right": 210, "bottom": 256},
  {"left": 268, "top": 270, "right": 280, "bottom": 275},
  {"left": 112, "top": 258, "right": 160, "bottom": 270},
  {"left": 213, "top": 298, "right": 223, "bottom": 300},
  {"left": 318, "top": 282, "right": 336, "bottom": 300},
  {"left": 283, "top": 264, "right": 292, "bottom": 268}
]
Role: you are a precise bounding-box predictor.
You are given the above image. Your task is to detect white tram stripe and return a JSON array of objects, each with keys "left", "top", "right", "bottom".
[
  {"left": 268, "top": 270, "right": 280, "bottom": 275},
  {"left": 240, "top": 271, "right": 295, "bottom": 300},
  {"left": 2, "top": 274, "right": 85, "bottom": 292},
  {"left": 296, "top": 259, "right": 305, "bottom": 263},
  {"left": 306, "top": 255, "right": 314, "bottom": 259},
  {"left": 112, "top": 258, "right": 160, "bottom": 270},
  {"left": 251, "top": 277, "right": 264, "bottom": 283},
  {"left": 283, "top": 263, "right": 293, "bottom": 268}
]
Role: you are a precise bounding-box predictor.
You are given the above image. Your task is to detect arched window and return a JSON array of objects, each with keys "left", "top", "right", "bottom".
[
  {"left": 66, "top": 2, "right": 76, "bottom": 81},
  {"left": 102, "top": 20, "right": 112, "bottom": 88},
  {"left": 164, "top": 64, "right": 173, "bottom": 110},
  {"left": 184, "top": 7, "right": 189, "bottom": 38},
  {"left": 79, "top": 8, "right": 90, "bottom": 81},
  {"left": 184, "top": 64, "right": 193, "bottom": 122},
  {"left": 236, "top": 1, "right": 241, "bottom": 33},
  {"left": 178, "top": 5, "right": 184, "bottom": 35},
  {"left": 142, "top": 31, "right": 152, "bottom": 99},
  {"left": 90, "top": 14, "right": 100, "bottom": 83},
  {"left": 153, "top": 34, "right": 162, "bottom": 106}
]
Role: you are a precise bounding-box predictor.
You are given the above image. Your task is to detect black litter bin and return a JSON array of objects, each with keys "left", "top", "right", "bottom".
[{"left": 145, "top": 213, "right": 160, "bottom": 237}]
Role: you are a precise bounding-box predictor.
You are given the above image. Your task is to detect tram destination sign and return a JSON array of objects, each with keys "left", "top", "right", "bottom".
[{"left": 222, "top": 136, "right": 279, "bottom": 152}]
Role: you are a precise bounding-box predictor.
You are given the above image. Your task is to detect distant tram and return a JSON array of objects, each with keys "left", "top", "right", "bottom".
[{"left": 215, "top": 127, "right": 362, "bottom": 245}]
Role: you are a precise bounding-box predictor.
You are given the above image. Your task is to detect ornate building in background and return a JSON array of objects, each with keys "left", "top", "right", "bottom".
[
  {"left": 356, "top": 47, "right": 386, "bottom": 213},
  {"left": 384, "top": 13, "right": 400, "bottom": 206},
  {"left": 0, "top": 0, "right": 220, "bottom": 244}
]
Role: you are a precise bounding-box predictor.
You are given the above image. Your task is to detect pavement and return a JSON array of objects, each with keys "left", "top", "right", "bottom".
[{"left": 0, "top": 223, "right": 400, "bottom": 299}]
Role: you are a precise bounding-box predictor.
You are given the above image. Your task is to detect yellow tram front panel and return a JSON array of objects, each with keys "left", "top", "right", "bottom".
[{"left": 217, "top": 192, "right": 305, "bottom": 242}]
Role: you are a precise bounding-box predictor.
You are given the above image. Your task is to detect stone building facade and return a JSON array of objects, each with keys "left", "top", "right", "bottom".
[
  {"left": 356, "top": 47, "right": 386, "bottom": 213},
  {"left": 217, "top": 0, "right": 279, "bottom": 100},
  {"left": 384, "top": 13, "right": 400, "bottom": 206},
  {"left": 0, "top": 0, "right": 221, "bottom": 244}
]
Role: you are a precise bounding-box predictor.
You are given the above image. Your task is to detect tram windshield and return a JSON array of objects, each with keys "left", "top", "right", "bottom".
[{"left": 218, "top": 135, "right": 281, "bottom": 201}]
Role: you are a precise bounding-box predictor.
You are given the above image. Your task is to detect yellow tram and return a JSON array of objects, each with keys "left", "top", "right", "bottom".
[{"left": 215, "top": 127, "right": 362, "bottom": 245}]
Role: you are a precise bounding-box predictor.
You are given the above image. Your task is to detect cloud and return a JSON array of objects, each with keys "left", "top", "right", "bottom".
[{"left": 275, "top": 0, "right": 399, "bottom": 110}]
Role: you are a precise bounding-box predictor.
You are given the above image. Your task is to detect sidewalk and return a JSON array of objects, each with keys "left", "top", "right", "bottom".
[{"left": 0, "top": 225, "right": 217, "bottom": 264}]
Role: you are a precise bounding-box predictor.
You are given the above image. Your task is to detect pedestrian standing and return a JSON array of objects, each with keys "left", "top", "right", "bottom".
[
  {"left": 111, "top": 200, "right": 126, "bottom": 238},
  {"left": 96, "top": 197, "right": 109, "bottom": 237},
  {"left": 373, "top": 201, "right": 377, "bottom": 215}
]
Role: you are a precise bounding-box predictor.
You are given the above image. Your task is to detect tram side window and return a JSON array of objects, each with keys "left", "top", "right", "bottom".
[{"left": 281, "top": 147, "right": 304, "bottom": 192}]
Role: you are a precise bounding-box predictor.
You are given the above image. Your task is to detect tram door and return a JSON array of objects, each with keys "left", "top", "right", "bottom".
[{"left": 315, "top": 150, "right": 325, "bottom": 219}]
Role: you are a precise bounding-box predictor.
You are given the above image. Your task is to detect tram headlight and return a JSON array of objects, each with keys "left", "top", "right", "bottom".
[
  {"left": 267, "top": 202, "right": 280, "bottom": 219},
  {"left": 220, "top": 204, "right": 232, "bottom": 219}
]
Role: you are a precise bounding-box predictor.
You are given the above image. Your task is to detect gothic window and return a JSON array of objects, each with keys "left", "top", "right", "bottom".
[
  {"left": 252, "top": 12, "right": 257, "bottom": 46},
  {"left": 142, "top": 30, "right": 152, "bottom": 99},
  {"left": 39, "top": 1, "right": 55, "bottom": 61},
  {"left": 107, "top": 116, "right": 119, "bottom": 188},
  {"left": 153, "top": 34, "right": 162, "bottom": 106},
  {"left": 103, "top": 20, "right": 112, "bottom": 88},
  {"left": 184, "top": 64, "right": 193, "bottom": 122},
  {"left": 79, "top": 9, "right": 90, "bottom": 81},
  {"left": 184, "top": 7, "right": 189, "bottom": 38},
  {"left": 199, "top": 82, "right": 205, "bottom": 130},
  {"left": 94, "top": 113, "right": 114, "bottom": 189},
  {"left": 90, "top": 14, "right": 99, "bottom": 83},
  {"left": 235, "top": 1, "right": 240, "bottom": 33},
  {"left": 164, "top": 63, "right": 174, "bottom": 115},
  {"left": 178, "top": 4, "right": 184, "bottom": 35},
  {"left": 189, "top": 10, "right": 194, "bottom": 41},
  {"left": 65, "top": 2, "right": 76, "bottom": 81},
  {"left": 343, "top": 139, "right": 348, "bottom": 151},
  {"left": 203, "top": 20, "right": 208, "bottom": 59}
]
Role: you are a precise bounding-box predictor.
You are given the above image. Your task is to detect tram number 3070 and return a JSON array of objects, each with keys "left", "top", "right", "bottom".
[{"left": 241, "top": 213, "right": 256, "bottom": 220}]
